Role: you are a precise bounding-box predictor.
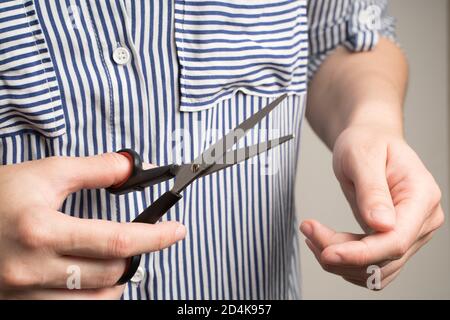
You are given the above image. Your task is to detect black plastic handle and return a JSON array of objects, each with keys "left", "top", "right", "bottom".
[
  {"left": 133, "top": 190, "right": 183, "bottom": 224},
  {"left": 116, "top": 190, "right": 183, "bottom": 285},
  {"left": 107, "top": 149, "right": 178, "bottom": 195}
]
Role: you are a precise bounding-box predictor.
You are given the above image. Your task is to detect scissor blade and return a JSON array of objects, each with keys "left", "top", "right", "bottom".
[
  {"left": 194, "top": 134, "right": 294, "bottom": 178},
  {"left": 172, "top": 94, "right": 287, "bottom": 194},
  {"left": 194, "top": 94, "right": 287, "bottom": 165}
]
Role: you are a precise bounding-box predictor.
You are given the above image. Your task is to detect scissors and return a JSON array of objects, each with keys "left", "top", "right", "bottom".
[{"left": 107, "top": 94, "right": 293, "bottom": 284}]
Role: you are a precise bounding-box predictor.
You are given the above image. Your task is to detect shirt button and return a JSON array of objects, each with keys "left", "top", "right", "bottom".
[
  {"left": 359, "top": 5, "right": 381, "bottom": 30},
  {"left": 130, "top": 266, "right": 145, "bottom": 284},
  {"left": 113, "top": 47, "right": 131, "bottom": 65}
]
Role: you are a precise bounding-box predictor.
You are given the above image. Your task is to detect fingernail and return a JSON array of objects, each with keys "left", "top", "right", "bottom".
[
  {"left": 300, "top": 223, "right": 313, "bottom": 238},
  {"left": 175, "top": 225, "right": 187, "bottom": 241},
  {"left": 370, "top": 208, "right": 395, "bottom": 227},
  {"left": 324, "top": 252, "right": 342, "bottom": 264}
]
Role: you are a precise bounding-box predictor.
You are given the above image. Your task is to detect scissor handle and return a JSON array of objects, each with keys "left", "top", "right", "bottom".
[
  {"left": 116, "top": 190, "right": 182, "bottom": 285},
  {"left": 107, "top": 149, "right": 178, "bottom": 195},
  {"left": 108, "top": 149, "right": 183, "bottom": 285}
]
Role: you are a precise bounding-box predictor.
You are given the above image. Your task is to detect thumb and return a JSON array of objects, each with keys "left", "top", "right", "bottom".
[
  {"left": 349, "top": 155, "right": 396, "bottom": 231},
  {"left": 48, "top": 153, "right": 132, "bottom": 194}
]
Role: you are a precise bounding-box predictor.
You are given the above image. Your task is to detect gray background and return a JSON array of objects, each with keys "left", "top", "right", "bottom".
[{"left": 296, "top": 0, "right": 450, "bottom": 299}]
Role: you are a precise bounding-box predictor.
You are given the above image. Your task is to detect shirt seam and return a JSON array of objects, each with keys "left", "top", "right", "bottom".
[
  {"left": 22, "top": 0, "right": 60, "bottom": 134},
  {"left": 179, "top": 0, "right": 191, "bottom": 104}
]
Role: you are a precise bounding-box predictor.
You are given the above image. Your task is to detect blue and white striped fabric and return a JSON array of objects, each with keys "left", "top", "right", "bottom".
[
  {"left": 175, "top": 0, "right": 309, "bottom": 111},
  {"left": 0, "top": 0, "right": 64, "bottom": 137},
  {"left": 0, "top": 0, "right": 396, "bottom": 299},
  {"left": 308, "top": 0, "right": 396, "bottom": 78}
]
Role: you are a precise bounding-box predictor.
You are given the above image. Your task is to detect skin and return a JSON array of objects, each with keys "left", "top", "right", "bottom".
[
  {"left": 0, "top": 38, "right": 443, "bottom": 298},
  {"left": 301, "top": 38, "right": 445, "bottom": 289},
  {"left": 0, "top": 153, "right": 186, "bottom": 299}
]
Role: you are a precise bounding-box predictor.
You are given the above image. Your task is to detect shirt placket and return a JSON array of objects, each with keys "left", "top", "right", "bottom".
[{"left": 87, "top": 0, "right": 151, "bottom": 297}]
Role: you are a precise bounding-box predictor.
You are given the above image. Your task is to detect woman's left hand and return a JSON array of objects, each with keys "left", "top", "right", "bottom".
[{"left": 300, "top": 125, "right": 445, "bottom": 289}]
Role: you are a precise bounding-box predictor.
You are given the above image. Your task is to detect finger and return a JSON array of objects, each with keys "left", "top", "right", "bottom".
[
  {"left": 347, "top": 147, "right": 396, "bottom": 231},
  {"left": 41, "top": 153, "right": 133, "bottom": 195},
  {"left": 305, "top": 239, "right": 370, "bottom": 279},
  {"left": 53, "top": 213, "right": 186, "bottom": 258},
  {"left": 379, "top": 269, "right": 402, "bottom": 289},
  {"left": 315, "top": 231, "right": 434, "bottom": 285},
  {"left": 321, "top": 195, "right": 432, "bottom": 267},
  {"left": 300, "top": 220, "right": 363, "bottom": 250},
  {"left": 418, "top": 204, "right": 445, "bottom": 238},
  {"left": 0, "top": 255, "right": 127, "bottom": 291},
  {"left": 321, "top": 230, "right": 402, "bottom": 267},
  {"left": 338, "top": 185, "right": 373, "bottom": 233},
  {"left": 40, "top": 256, "right": 127, "bottom": 289},
  {"left": 378, "top": 230, "right": 435, "bottom": 280},
  {"left": 0, "top": 286, "right": 125, "bottom": 300},
  {"left": 343, "top": 234, "right": 428, "bottom": 289},
  {"left": 111, "top": 156, "right": 156, "bottom": 188},
  {"left": 343, "top": 268, "right": 403, "bottom": 290},
  {"left": 305, "top": 223, "right": 437, "bottom": 289},
  {"left": 392, "top": 196, "right": 433, "bottom": 247}
]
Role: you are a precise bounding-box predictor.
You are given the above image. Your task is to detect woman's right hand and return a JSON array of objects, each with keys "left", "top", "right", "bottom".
[{"left": 0, "top": 153, "right": 186, "bottom": 299}]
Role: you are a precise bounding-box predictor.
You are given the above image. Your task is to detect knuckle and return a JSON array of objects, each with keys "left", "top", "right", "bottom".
[
  {"left": 435, "top": 211, "right": 445, "bottom": 229},
  {"left": 429, "top": 210, "right": 445, "bottom": 233},
  {"left": 356, "top": 251, "right": 369, "bottom": 267},
  {"left": 103, "top": 152, "right": 126, "bottom": 170},
  {"left": 347, "top": 143, "right": 368, "bottom": 158},
  {"left": 365, "top": 183, "right": 388, "bottom": 195},
  {"left": 0, "top": 263, "right": 34, "bottom": 289},
  {"left": 362, "top": 184, "right": 390, "bottom": 203},
  {"left": 96, "top": 273, "right": 113, "bottom": 288},
  {"left": 355, "top": 243, "right": 372, "bottom": 267},
  {"left": 109, "top": 260, "right": 126, "bottom": 285},
  {"left": 155, "top": 229, "right": 176, "bottom": 251},
  {"left": 107, "top": 231, "right": 132, "bottom": 258},
  {"left": 348, "top": 141, "right": 383, "bottom": 165},
  {"left": 103, "top": 152, "right": 124, "bottom": 165},
  {"left": 149, "top": 227, "right": 172, "bottom": 251},
  {"left": 99, "top": 153, "right": 128, "bottom": 186},
  {"left": 418, "top": 172, "right": 442, "bottom": 205},
  {"left": 392, "top": 239, "right": 408, "bottom": 259},
  {"left": 429, "top": 184, "right": 442, "bottom": 206},
  {"left": 15, "top": 213, "right": 51, "bottom": 249},
  {"left": 98, "top": 263, "right": 124, "bottom": 288}
]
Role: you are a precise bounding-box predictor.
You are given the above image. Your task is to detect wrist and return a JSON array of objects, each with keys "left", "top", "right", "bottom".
[{"left": 343, "top": 102, "right": 404, "bottom": 138}]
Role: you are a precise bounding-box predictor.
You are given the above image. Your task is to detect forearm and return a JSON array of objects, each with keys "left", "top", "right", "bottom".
[{"left": 306, "top": 38, "right": 409, "bottom": 149}]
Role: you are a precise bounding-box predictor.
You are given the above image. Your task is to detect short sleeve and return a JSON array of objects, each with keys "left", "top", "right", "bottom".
[{"left": 307, "top": 0, "right": 397, "bottom": 80}]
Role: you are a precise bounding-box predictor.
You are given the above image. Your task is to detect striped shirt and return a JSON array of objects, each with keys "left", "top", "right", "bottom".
[{"left": 0, "top": 0, "right": 396, "bottom": 299}]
